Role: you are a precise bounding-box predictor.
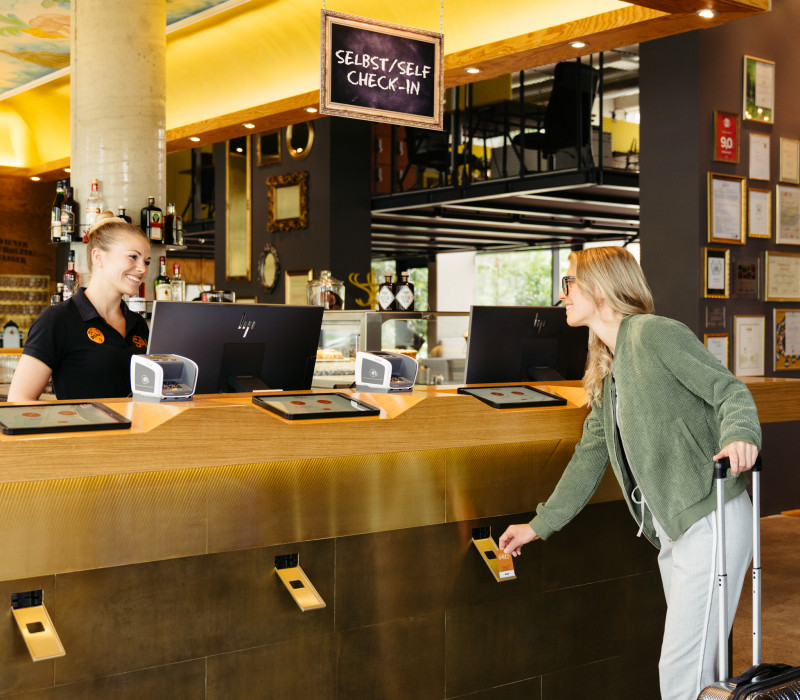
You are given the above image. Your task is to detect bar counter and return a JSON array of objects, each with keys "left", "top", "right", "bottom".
[{"left": 1, "top": 378, "right": 798, "bottom": 698}]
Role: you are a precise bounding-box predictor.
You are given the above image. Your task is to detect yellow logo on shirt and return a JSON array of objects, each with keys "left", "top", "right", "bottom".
[
  {"left": 87, "top": 328, "right": 105, "bottom": 344},
  {"left": 132, "top": 335, "right": 147, "bottom": 349}
]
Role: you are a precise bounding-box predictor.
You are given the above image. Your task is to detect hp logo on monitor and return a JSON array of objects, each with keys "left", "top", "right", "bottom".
[
  {"left": 238, "top": 313, "right": 256, "bottom": 338},
  {"left": 532, "top": 312, "right": 546, "bottom": 334}
]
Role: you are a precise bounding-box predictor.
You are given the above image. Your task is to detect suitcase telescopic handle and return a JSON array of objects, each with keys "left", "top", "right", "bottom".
[{"left": 712, "top": 453, "right": 763, "bottom": 681}]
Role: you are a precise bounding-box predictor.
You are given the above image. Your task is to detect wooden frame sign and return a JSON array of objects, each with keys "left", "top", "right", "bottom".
[{"left": 320, "top": 10, "right": 444, "bottom": 130}]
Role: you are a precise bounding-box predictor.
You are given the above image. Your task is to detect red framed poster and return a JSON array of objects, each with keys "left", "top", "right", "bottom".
[{"left": 713, "top": 110, "right": 740, "bottom": 163}]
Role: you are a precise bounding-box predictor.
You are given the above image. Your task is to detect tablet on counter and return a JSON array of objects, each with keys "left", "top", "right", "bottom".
[
  {"left": 0, "top": 402, "right": 131, "bottom": 435},
  {"left": 252, "top": 393, "right": 380, "bottom": 420},
  {"left": 457, "top": 385, "right": 567, "bottom": 409}
]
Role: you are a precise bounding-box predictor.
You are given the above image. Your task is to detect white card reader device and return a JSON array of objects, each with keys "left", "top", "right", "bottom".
[
  {"left": 130, "top": 354, "right": 198, "bottom": 401},
  {"left": 355, "top": 350, "right": 418, "bottom": 393}
]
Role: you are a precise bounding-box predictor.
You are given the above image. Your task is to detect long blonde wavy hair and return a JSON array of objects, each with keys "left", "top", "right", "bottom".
[{"left": 570, "top": 247, "right": 654, "bottom": 404}]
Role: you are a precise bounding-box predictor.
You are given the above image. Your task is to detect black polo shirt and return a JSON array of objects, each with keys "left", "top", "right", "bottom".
[{"left": 23, "top": 288, "right": 149, "bottom": 400}]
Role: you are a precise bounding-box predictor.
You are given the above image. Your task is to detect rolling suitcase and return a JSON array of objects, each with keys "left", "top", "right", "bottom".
[{"left": 697, "top": 456, "right": 800, "bottom": 699}]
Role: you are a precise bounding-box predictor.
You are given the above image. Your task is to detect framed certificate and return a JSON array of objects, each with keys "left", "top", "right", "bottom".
[
  {"left": 743, "top": 55, "right": 775, "bottom": 124},
  {"left": 748, "top": 187, "right": 771, "bottom": 238},
  {"left": 780, "top": 137, "right": 800, "bottom": 184},
  {"left": 704, "top": 247, "right": 729, "bottom": 299},
  {"left": 776, "top": 184, "right": 800, "bottom": 245},
  {"left": 708, "top": 172, "right": 746, "bottom": 244},
  {"left": 774, "top": 309, "right": 800, "bottom": 371},
  {"left": 765, "top": 251, "right": 800, "bottom": 302},
  {"left": 732, "top": 256, "right": 760, "bottom": 299},
  {"left": 733, "top": 315, "right": 765, "bottom": 377},
  {"left": 748, "top": 133, "right": 770, "bottom": 181},
  {"left": 713, "top": 111, "right": 739, "bottom": 163},
  {"left": 704, "top": 333, "right": 729, "bottom": 369}
]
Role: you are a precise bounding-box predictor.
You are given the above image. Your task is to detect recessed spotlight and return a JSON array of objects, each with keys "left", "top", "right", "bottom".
[
  {"left": 30, "top": 176, "right": 40, "bottom": 181},
  {"left": 243, "top": 123, "right": 255, "bottom": 129},
  {"left": 697, "top": 9, "right": 716, "bottom": 18},
  {"left": 63, "top": 167, "right": 71, "bottom": 173},
  {"left": 569, "top": 40, "right": 588, "bottom": 49},
  {"left": 465, "top": 67, "right": 482, "bottom": 74},
  {"left": 235, "top": 147, "right": 243, "bottom": 153},
  {"left": 189, "top": 136, "right": 201, "bottom": 142},
  {"left": 305, "top": 107, "right": 319, "bottom": 113}
]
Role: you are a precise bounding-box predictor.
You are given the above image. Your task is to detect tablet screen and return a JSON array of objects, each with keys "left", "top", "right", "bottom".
[
  {"left": 0, "top": 402, "right": 131, "bottom": 435},
  {"left": 252, "top": 393, "right": 380, "bottom": 420},
  {"left": 457, "top": 385, "right": 566, "bottom": 408}
]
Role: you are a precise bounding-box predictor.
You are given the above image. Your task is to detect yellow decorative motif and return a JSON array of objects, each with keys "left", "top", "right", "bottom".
[{"left": 348, "top": 270, "right": 379, "bottom": 309}]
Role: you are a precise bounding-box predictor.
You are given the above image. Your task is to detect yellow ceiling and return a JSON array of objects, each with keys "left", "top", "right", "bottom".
[{"left": 0, "top": 0, "right": 768, "bottom": 177}]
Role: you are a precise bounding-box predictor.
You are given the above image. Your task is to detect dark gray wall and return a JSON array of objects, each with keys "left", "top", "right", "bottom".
[
  {"left": 215, "top": 117, "right": 372, "bottom": 306},
  {"left": 640, "top": 4, "right": 800, "bottom": 380}
]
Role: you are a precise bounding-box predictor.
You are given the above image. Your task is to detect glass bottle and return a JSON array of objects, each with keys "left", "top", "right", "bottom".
[
  {"left": 154, "top": 255, "right": 172, "bottom": 300},
  {"left": 50, "top": 180, "right": 64, "bottom": 242},
  {"left": 141, "top": 196, "right": 164, "bottom": 243},
  {"left": 60, "top": 186, "right": 78, "bottom": 242},
  {"left": 377, "top": 273, "right": 396, "bottom": 311},
  {"left": 117, "top": 206, "right": 132, "bottom": 223},
  {"left": 164, "top": 203, "right": 176, "bottom": 246},
  {"left": 170, "top": 263, "right": 185, "bottom": 301},
  {"left": 307, "top": 270, "right": 344, "bottom": 310},
  {"left": 395, "top": 271, "right": 415, "bottom": 311},
  {"left": 85, "top": 178, "right": 103, "bottom": 229},
  {"left": 62, "top": 250, "right": 79, "bottom": 300}
]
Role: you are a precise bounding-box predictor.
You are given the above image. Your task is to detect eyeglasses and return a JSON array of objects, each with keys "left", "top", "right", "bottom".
[{"left": 561, "top": 276, "right": 577, "bottom": 295}]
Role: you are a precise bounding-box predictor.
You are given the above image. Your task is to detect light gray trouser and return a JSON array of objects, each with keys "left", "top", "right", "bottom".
[{"left": 654, "top": 490, "right": 753, "bottom": 700}]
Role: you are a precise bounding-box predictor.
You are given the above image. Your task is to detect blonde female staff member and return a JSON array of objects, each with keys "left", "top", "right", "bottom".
[
  {"left": 498, "top": 247, "right": 760, "bottom": 700},
  {"left": 8, "top": 216, "right": 151, "bottom": 401}
]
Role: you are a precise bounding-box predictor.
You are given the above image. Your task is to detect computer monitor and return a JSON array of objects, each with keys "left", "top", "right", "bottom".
[
  {"left": 464, "top": 305, "right": 589, "bottom": 383},
  {"left": 147, "top": 301, "right": 323, "bottom": 394}
]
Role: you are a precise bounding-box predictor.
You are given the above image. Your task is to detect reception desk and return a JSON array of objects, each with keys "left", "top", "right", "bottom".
[{"left": 1, "top": 379, "right": 798, "bottom": 698}]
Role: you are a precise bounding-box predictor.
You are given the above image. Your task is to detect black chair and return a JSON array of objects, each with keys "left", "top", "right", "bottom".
[
  {"left": 401, "top": 127, "right": 453, "bottom": 187},
  {"left": 512, "top": 60, "right": 600, "bottom": 171}
]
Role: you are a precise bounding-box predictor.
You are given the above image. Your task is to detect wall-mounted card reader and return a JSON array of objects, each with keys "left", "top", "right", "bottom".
[
  {"left": 471, "top": 527, "right": 516, "bottom": 582},
  {"left": 274, "top": 553, "right": 326, "bottom": 612},
  {"left": 11, "top": 590, "right": 65, "bottom": 662},
  {"left": 130, "top": 354, "right": 198, "bottom": 402},
  {"left": 355, "top": 351, "right": 418, "bottom": 393}
]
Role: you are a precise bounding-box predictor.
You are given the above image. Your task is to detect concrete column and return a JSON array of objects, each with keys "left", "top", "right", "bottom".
[{"left": 70, "top": 0, "right": 166, "bottom": 287}]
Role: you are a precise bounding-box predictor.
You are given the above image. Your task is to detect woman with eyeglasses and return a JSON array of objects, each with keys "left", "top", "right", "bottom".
[{"left": 499, "top": 246, "right": 760, "bottom": 700}]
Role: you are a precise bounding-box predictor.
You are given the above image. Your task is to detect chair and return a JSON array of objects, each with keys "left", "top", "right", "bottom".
[
  {"left": 512, "top": 60, "right": 600, "bottom": 171},
  {"left": 400, "top": 126, "right": 485, "bottom": 189}
]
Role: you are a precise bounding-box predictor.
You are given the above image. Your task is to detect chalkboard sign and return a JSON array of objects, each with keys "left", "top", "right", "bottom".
[{"left": 320, "top": 10, "right": 443, "bottom": 130}]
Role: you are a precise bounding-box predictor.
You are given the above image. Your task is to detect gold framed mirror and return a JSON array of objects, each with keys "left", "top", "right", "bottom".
[
  {"left": 266, "top": 171, "right": 309, "bottom": 232},
  {"left": 225, "top": 136, "right": 251, "bottom": 281},
  {"left": 286, "top": 122, "right": 315, "bottom": 160},
  {"left": 258, "top": 243, "right": 280, "bottom": 292}
]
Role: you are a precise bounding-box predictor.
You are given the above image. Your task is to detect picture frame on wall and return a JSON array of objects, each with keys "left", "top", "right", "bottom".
[
  {"left": 743, "top": 55, "right": 775, "bottom": 124},
  {"left": 765, "top": 251, "right": 800, "bottom": 302},
  {"left": 708, "top": 172, "right": 746, "bottom": 244},
  {"left": 748, "top": 187, "right": 771, "bottom": 238},
  {"left": 732, "top": 256, "right": 760, "bottom": 299},
  {"left": 776, "top": 184, "right": 800, "bottom": 245},
  {"left": 748, "top": 132, "right": 770, "bottom": 181},
  {"left": 779, "top": 137, "right": 800, "bottom": 184},
  {"left": 703, "top": 247, "right": 729, "bottom": 299},
  {"left": 774, "top": 309, "right": 800, "bottom": 371},
  {"left": 703, "top": 333, "right": 729, "bottom": 369},
  {"left": 733, "top": 315, "right": 765, "bottom": 377},
  {"left": 713, "top": 111, "right": 739, "bottom": 163},
  {"left": 284, "top": 269, "right": 313, "bottom": 305}
]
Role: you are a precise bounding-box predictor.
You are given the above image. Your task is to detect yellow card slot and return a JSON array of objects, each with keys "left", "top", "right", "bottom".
[
  {"left": 471, "top": 535, "right": 517, "bottom": 583},
  {"left": 11, "top": 604, "right": 66, "bottom": 662},
  {"left": 275, "top": 562, "right": 326, "bottom": 612}
]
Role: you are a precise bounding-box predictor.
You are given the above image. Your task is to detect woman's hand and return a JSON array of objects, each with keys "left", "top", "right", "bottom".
[
  {"left": 498, "top": 523, "right": 539, "bottom": 557},
  {"left": 713, "top": 441, "right": 759, "bottom": 477}
]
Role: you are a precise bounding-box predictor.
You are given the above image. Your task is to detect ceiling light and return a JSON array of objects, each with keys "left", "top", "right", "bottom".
[
  {"left": 236, "top": 147, "right": 243, "bottom": 153},
  {"left": 697, "top": 9, "right": 716, "bottom": 18},
  {"left": 569, "top": 40, "right": 588, "bottom": 49},
  {"left": 189, "top": 136, "right": 201, "bottom": 142},
  {"left": 63, "top": 167, "right": 71, "bottom": 173},
  {"left": 305, "top": 107, "right": 318, "bottom": 113},
  {"left": 243, "top": 123, "right": 255, "bottom": 129},
  {"left": 465, "top": 67, "right": 482, "bottom": 74},
  {"left": 30, "top": 176, "right": 40, "bottom": 181}
]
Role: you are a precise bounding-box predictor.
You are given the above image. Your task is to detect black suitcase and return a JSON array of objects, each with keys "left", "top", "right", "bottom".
[{"left": 697, "top": 456, "right": 800, "bottom": 699}]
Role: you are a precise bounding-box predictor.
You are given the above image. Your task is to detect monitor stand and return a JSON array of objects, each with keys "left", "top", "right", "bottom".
[{"left": 227, "top": 375, "right": 270, "bottom": 392}]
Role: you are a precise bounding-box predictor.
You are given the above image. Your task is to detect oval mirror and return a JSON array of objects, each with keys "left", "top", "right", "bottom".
[
  {"left": 286, "top": 121, "right": 315, "bottom": 160},
  {"left": 258, "top": 244, "right": 280, "bottom": 293}
]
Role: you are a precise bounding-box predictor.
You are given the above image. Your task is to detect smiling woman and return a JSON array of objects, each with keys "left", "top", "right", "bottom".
[{"left": 7, "top": 217, "right": 151, "bottom": 402}]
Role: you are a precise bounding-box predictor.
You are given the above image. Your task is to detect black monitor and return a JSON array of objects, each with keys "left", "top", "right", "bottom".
[
  {"left": 464, "top": 305, "right": 589, "bottom": 383},
  {"left": 147, "top": 301, "right": 323, "bottom": 394}
]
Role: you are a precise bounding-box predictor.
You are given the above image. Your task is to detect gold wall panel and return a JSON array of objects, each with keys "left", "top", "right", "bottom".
[
  {"left": 0, "top": 470, "right": 207, "bottom": 581},
  {"left": 207, "top": 450, "right": 446, "bottom": 553}
]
